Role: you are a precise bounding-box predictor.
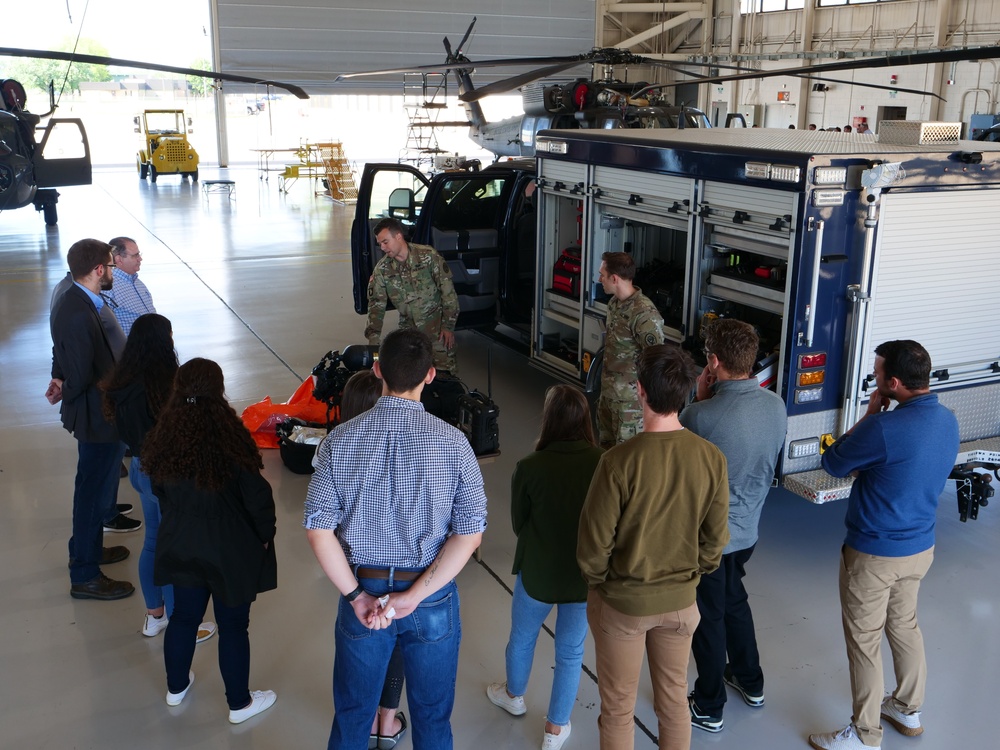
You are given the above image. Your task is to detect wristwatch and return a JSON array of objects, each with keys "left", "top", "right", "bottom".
[{"left": 344, "top": 584, "right": 364, "bottom": 602}]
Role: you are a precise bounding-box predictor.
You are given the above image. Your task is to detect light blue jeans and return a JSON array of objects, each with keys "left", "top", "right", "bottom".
[
  {"left": 505, "top": 574, "right": 588, "bottom": 727},
  {"left": 131, "top": 457, "right": 174, "bottom": 613}
]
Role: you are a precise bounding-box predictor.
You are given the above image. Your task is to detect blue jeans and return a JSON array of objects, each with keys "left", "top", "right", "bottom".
[
  {"left": 131, "top": 457, "right": 174, "bottom": 613},
  {"left": 68, "top": 440, "right": 124, "bottom": 583},
  {"left": 164, "top": 586, "right": 252, "bottom": 710},
  {"left": 328, "top": 574, "right": 461, "bottom": 750},
  {"left": 505, "top": 574, "right": 588, "bottom": 727}
]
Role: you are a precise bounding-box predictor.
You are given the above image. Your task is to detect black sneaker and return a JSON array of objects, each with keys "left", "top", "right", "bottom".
[
  {"left": 104, "top": 513, "right": 142, "bottom": 533},
  {"left": 117, "top": 503, "right": 134, "bottom": 516},
  {"left": 689, "top": 694, "right": 724, "bottom": 733},
  {"left": 723, "top": 664, "right": 764, "bottom": 707}
]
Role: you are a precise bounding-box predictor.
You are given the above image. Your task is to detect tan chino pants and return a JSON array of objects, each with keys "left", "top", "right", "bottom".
[
  {"left": 839, "top": 545, "right": 934, "bottom": 747},
  {"left": 588, "top": 591, "right": 700, "bottom": 750}
]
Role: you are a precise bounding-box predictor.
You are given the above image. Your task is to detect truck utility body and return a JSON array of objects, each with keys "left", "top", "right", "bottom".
[{"left": 530, "top": 127, "right": 1000, "bottom": 507}]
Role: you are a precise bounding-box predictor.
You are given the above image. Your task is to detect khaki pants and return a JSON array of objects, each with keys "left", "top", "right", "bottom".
[
  {"left": 588, "top": 591, "right": 700, "bottom": 750},
  {"left": 839, "top": 545, "right": 934, "bottom": 747}
]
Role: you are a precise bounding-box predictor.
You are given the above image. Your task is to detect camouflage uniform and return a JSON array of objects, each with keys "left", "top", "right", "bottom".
[
  {"left": 598, "top": 287, "right": 665, "bottom": 446},
  {"left": 365, "top": 242, "right": 460, "bottom": 373}
]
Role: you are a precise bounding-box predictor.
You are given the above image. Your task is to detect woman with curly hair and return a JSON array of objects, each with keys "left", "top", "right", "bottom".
[
  {"left": 486, "top": 384, "right": 603, "bottom": 750},
  {"left": 101, "top": 314, "right": 216, "bottom": 643},
  {"left": 142, "top": 357, "right": 277, "bottom": 724}
]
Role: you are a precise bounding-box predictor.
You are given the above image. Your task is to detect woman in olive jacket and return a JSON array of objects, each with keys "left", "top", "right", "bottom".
[
  {"left": 486, "top": 385, "right": 603, "bottom": 750},
  {"left": 142, "top": 357, "right": 277, "bottom": 724}
]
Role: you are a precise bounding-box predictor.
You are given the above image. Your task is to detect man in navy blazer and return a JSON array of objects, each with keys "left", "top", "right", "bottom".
[{"left": 49, "top": 238, "right": 135, "bottom": 600}]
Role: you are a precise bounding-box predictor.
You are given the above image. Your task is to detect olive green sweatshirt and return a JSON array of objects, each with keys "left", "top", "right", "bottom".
[{"left": 577, "top": 429, "right": 730, "bottom": 616}]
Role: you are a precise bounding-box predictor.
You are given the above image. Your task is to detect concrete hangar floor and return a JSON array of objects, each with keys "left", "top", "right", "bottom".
[{"left": 1, "top": 166, "right": 995, "bottom": 749}]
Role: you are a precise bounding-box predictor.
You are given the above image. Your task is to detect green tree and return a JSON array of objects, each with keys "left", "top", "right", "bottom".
[
  {"left": 7, "top": 37, "right": 112, "bottom": 99},
  {"left": 186, "top": 59, "right": 214, "bottom": 96}
]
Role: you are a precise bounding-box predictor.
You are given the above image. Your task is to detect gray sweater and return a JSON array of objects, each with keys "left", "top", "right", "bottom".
[{"left": 679, "top": 377, "right": 786, "bottom": 554}]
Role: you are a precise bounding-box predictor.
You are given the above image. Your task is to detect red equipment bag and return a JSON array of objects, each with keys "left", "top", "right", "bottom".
[{"left": 552, "top": 246, "right": 582, "bottom": 297}]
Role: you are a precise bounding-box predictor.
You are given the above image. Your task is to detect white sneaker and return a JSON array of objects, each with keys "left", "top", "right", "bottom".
[
  {"left": 196, "top": 621, "right": 217, "bottom": 643},
  {"left": 808, "top": 724, "right": 880, "bottom": 750},
  {"left": 229, "top": 689, "right": 277, "bottom": 724},
  {"left": 142, "top": 613, "right": 169, "bottom": 637},
  {"left": 881, "top": 696, "right": 923, "bottom": 736},
  {"left": 486, "top": 681, "right": 527, "bottom": 716},
  {"left": 542, "top": 720, "right": 571, "bottom": 750},
  {"left": 166, "top": 670, "right": 194, "bottom": 706}
]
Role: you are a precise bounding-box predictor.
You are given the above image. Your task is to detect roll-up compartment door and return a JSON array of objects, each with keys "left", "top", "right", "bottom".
[
  {"left": 866, "top": 188, "right": 1000, "bottom": 386},
  {"left": 538, "top": 159, "right": 588, "bottom": 192},
  {"left": 592, "top": 166, "right": 694, "bottom": 216}
]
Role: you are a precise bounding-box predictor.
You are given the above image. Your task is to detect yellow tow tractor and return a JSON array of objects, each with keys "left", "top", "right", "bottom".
[{"left": 135, "top": 109, "right": 199, "bottom": 183}]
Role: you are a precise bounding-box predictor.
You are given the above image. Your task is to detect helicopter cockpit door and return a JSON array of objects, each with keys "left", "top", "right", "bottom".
[
  {"left": 32, "top": 118, "right": 92, "bottom": 189},
  {"left": 350, "top": 163, "right": 430, "bottom": 315}
]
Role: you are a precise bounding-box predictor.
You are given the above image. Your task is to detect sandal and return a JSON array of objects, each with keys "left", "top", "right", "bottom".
[{"left": 377, "top": 711, "right": 407, "bottom": 750}]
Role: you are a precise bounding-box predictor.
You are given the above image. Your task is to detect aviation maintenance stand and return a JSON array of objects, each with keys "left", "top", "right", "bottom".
[
  {"left": 399, "top": 73, "right": 468, "bottom": 174},
  {"left": 276, "top": 140, "right": 358, "bottom": 203}
]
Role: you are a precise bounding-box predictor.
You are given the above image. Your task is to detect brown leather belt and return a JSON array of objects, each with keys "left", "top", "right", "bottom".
[{"left": 355, "top": 566, "right": 423, "bottom": 581}]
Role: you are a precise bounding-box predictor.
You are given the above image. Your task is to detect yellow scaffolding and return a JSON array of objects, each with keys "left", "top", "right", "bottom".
[{"left": 277, "top": 140, "right": 357, "bottom": 203}]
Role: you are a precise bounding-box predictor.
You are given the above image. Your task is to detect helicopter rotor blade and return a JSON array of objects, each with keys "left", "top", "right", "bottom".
[
  {"left": 653, "top": 61, "right": 944, "bottom": 102},
  {"left": 458, "top": 59, "right": 602, "bottom": 102},
  {"left": 337, "top": 54, "right": 590, "bottom": 80},
  {"left": 454, "top": 17, "right": 477, "bottom": 58},
  {"left": 633, "top": 45, "right": 1000, "bottom": 95},
  {"left": 0, "top": 47, "right": 310, "bottom": 99}
]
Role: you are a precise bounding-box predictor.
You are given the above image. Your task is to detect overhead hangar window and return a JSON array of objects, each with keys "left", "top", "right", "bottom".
[
  {"left": 739, "top": 0, "right": 805, "bottom": 11},
  {"left": 817, "top": 0, "right": 894, "bottom": 5}
]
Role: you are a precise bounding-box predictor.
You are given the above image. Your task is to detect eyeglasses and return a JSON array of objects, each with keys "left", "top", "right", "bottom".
[{"left": 126, "top": 252, "right": 142, "bottom": 260}]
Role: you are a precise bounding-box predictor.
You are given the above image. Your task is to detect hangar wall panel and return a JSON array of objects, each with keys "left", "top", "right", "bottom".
[{"left": 215, "top": 0, "right": 597, "bottom": 94}]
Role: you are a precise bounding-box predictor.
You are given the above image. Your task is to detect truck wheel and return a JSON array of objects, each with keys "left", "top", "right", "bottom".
[
  {"left": 150, "top": 166, "right": 158, "bottom": 183},
  {"left": 43, "top": 203, "right": 58, "bottom": 226},
  {"left": 138, "top": 159, "right": 148, "bottom": 180},
  {"left": 191, "top": 168, "right": 198, "bottom": 182}
]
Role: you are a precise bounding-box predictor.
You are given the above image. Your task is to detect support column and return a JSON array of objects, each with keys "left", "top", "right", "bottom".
[{"left": 209, "top": 0, "right": 230, "bottom": 168}]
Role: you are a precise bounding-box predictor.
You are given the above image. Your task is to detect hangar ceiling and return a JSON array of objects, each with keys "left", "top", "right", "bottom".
[{"left": 214, "top": 0, "right": 598, "bottom": 95}]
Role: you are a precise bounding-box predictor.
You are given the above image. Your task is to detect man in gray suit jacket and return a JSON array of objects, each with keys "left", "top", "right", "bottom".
[{"left": 49, "top": 239, "right": 135, "bottom": 600}]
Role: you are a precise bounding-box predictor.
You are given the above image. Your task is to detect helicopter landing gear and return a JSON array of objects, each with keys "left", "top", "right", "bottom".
[{"left": 33, "top": 189, "right": 60, "bottom": 226}]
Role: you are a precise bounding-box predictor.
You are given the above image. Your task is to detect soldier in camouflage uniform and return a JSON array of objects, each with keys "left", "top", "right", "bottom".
[
  {"left": 365, "top": 218, "right": 460, "bottom": 373},
  {"left": 597, "top": 252, "right": 666, "bottom": 447}
]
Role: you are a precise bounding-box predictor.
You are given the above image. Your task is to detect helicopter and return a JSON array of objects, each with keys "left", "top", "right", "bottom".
[
  {"left": 339, "top": 17, "right": 984, "bottom": 159},
  {"left": 0, "top": 47, "right": 307, "bottom": 225},
  {"left": 339, "top": 18, "right": 730, "bottom": 159},
  {"left": 0, "top": 78, "right": 89, "bottom": 225}
]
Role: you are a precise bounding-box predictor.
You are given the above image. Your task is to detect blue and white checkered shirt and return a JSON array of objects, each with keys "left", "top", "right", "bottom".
[
  {"left": 304, "top": 395, "right": 488, "bottom": 568},
  {"left": 108, "top": 267, "right": 155, "bottom": 335}
]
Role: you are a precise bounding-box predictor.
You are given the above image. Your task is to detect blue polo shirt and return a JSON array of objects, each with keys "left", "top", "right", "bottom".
[{"left": 822, "top": 393, "right": 959, "bottom": 557}]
